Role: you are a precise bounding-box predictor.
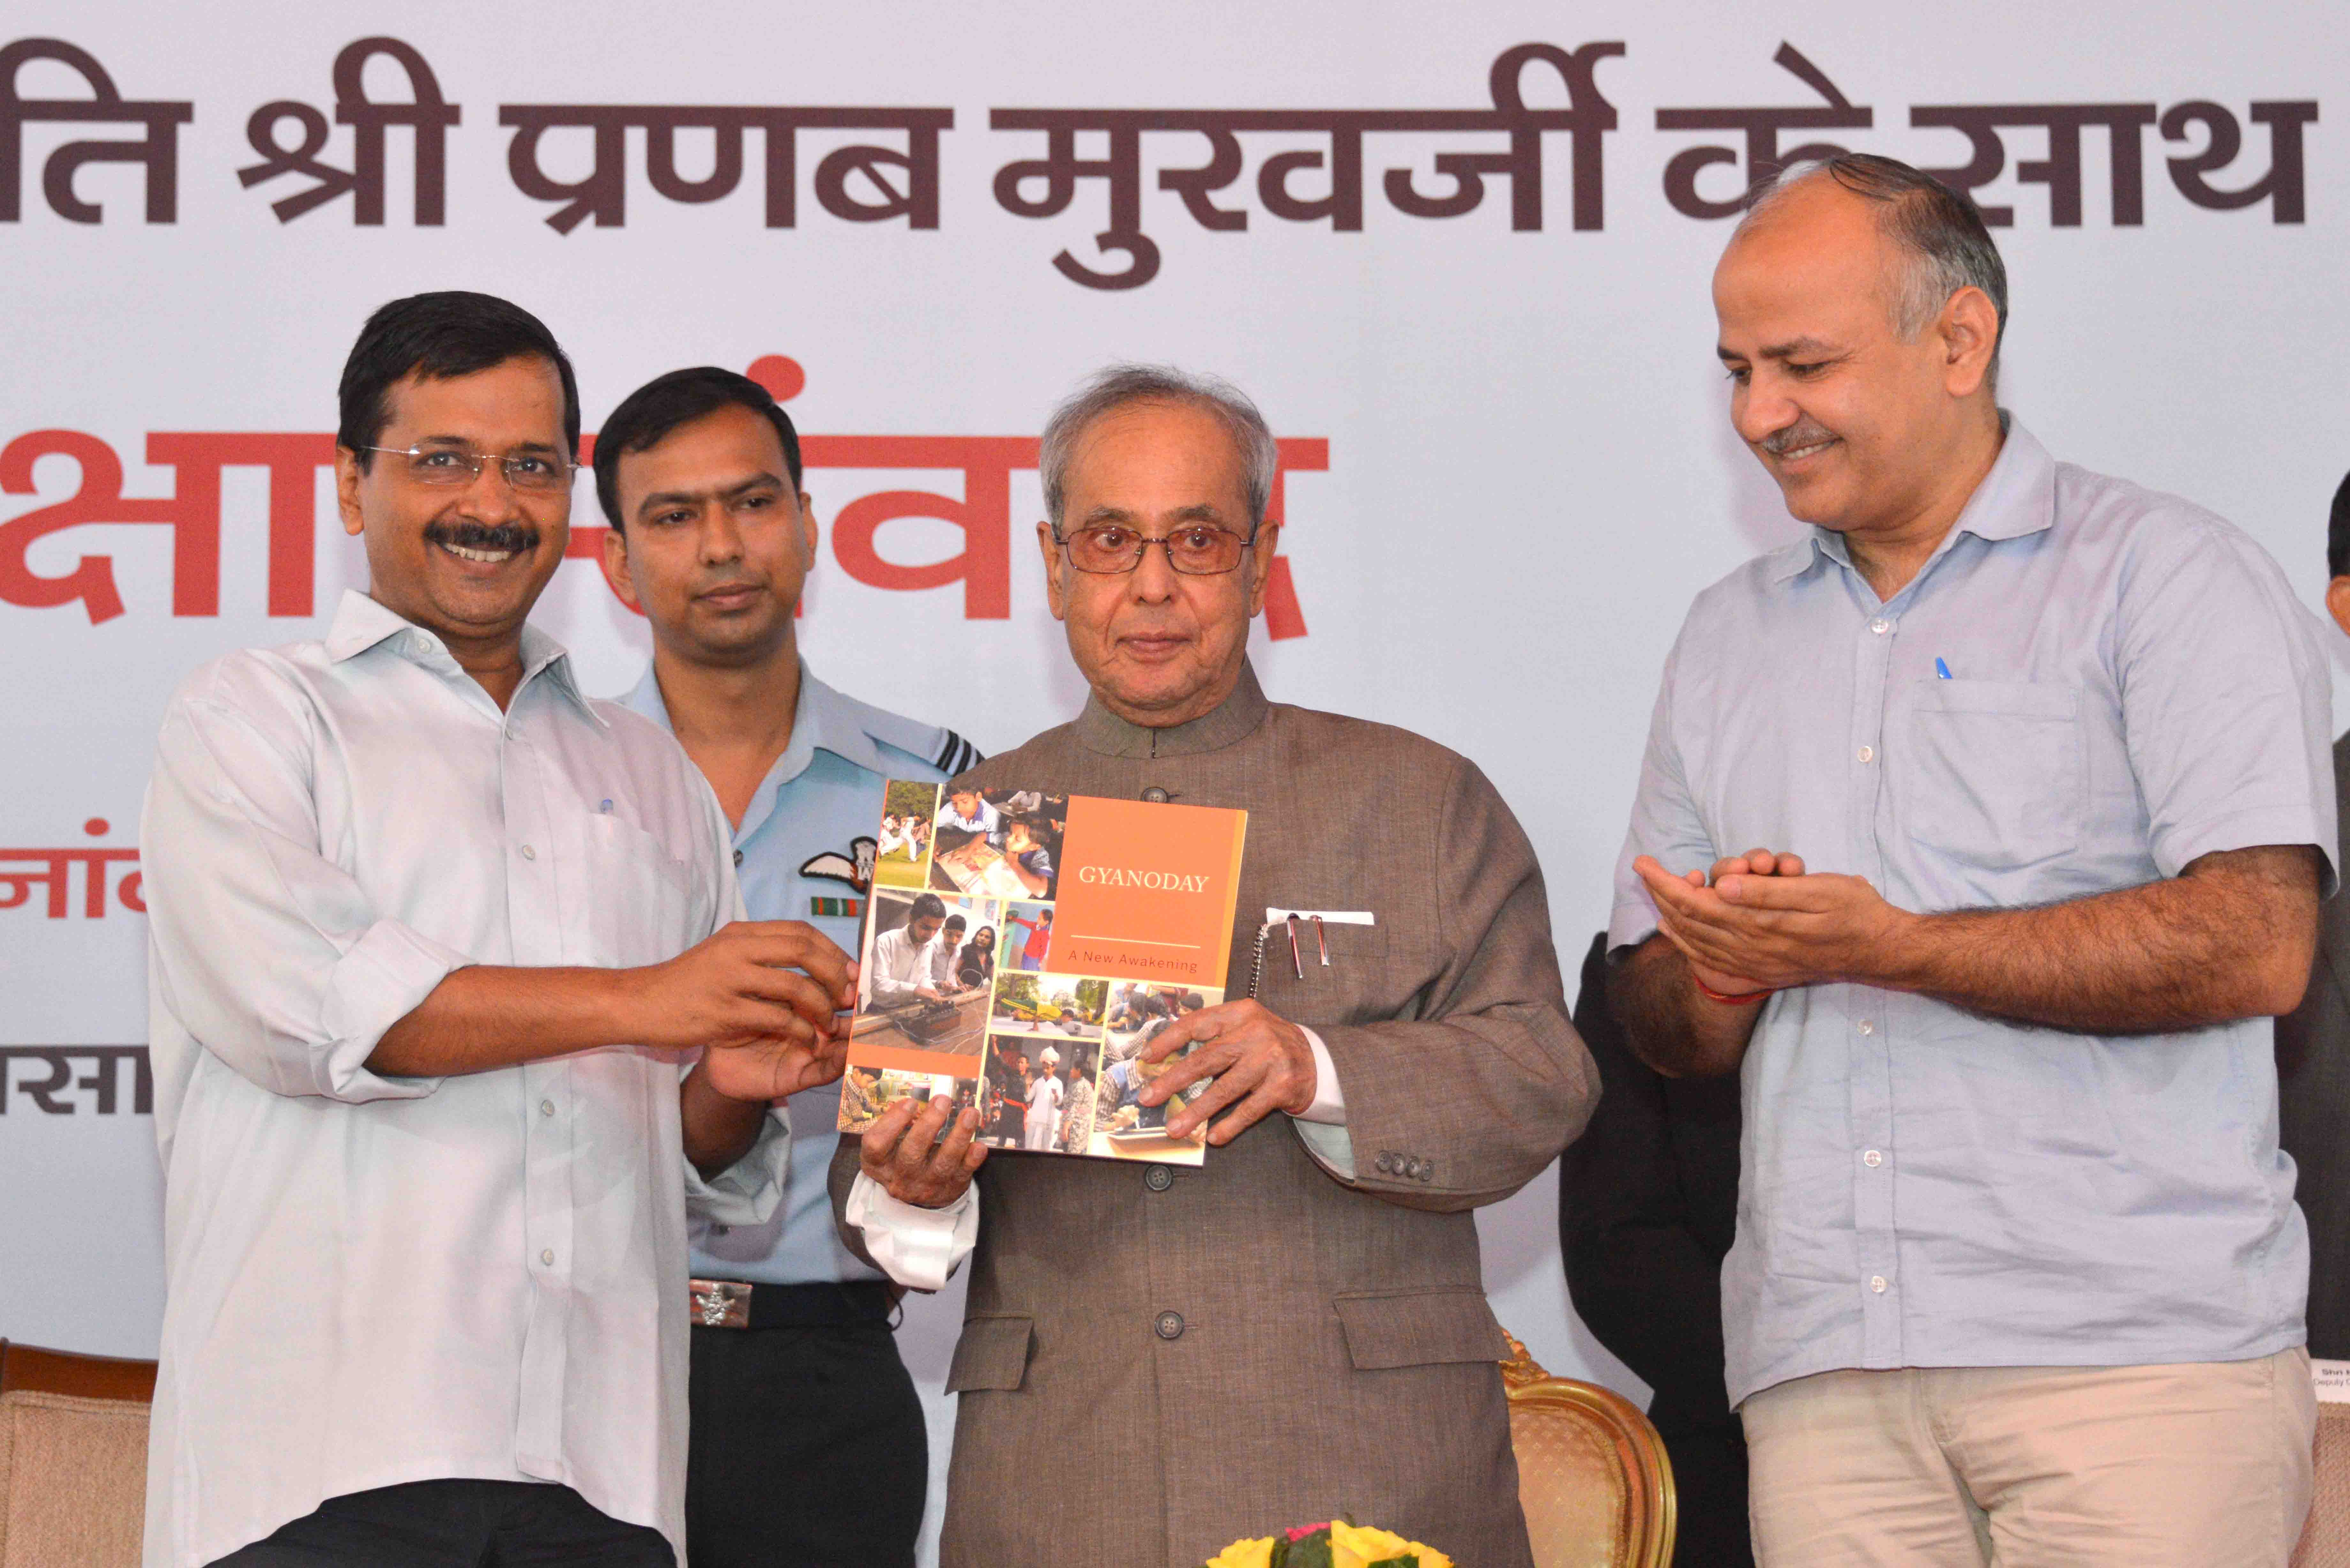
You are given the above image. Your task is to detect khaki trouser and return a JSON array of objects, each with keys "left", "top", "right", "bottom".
[{"left": 1742, "top": 1349, "right": 2315, "bottom": 1567}]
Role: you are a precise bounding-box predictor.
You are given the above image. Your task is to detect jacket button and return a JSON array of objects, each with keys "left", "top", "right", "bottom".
[
  {"left": 1155, "top": 1311, "right": 1185, "bottom": 1341},
  {"left": 732, "top": 848, "right": 745, "bottom": 866},
  {"left": 1144, "top": 1164, "right": 1174, "bottom": 1192},
  {"left": 1375, "top": 1152, "right": 1395, "bottom": 1174},
  {"left": 1141, "top": 786, "right": 1170, "bottom": 803},
  {"left": 1418, "top": 1164, "right": 1435, "bottom": 1183}
]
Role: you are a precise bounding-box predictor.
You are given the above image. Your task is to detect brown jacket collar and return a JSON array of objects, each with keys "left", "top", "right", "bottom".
[{"left": 1071, "top": 660, "right": 1270, "bottom": 759}]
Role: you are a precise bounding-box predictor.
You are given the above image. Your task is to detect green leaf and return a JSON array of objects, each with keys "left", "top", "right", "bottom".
[{"left": 1367, "top": 1557, "right": 1421, "bottom": 1568}]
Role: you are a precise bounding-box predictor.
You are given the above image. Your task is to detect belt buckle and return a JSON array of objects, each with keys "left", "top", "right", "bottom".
[{"left": 689, "top": 1278, "right": 753, "bottom": 1329}]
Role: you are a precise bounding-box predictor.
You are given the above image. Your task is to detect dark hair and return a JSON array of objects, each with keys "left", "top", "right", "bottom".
[
  {"left": 2330, "top": 470, "right": 2350, "bottom": 578},
  {"left": 910, "top": 893, "right": 947, "bottom": 923},
  {"left": 943, "top": 914, "right": 967, "bottom": 932},
  {"left": 338, "top": 292, "right": 579, "bottom": 469},
  {"left": 593, "top": 366, "right": 803, "bottom": 531},
  {"left": 1748, "top": 153, "right": 2009, "bottom": 375}
]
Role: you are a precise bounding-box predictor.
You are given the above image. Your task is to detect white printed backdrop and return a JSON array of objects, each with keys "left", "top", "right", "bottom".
[{"left": 3, "top": 2, "right": 2345, "bottom": 1558}]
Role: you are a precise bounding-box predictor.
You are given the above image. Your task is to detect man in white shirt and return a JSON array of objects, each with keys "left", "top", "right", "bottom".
[
  {"left": 140, "top": 292, "right": 854, "bottom": 1568},
  {"left": 927, "top": 913, "right": 968, "bottom": 990},
  {"left": 867, "top": 893, "right": 948, "bottom": 1007}
]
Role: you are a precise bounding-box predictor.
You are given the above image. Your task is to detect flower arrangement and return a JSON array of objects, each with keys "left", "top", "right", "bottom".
[{"left": 1202, "top": 1519, "right": 1453, "bottom": 1568}]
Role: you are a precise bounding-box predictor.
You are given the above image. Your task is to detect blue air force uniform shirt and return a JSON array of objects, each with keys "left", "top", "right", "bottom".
[{"left": 623, "top": 661, "right": 980, "bottom": 1286}]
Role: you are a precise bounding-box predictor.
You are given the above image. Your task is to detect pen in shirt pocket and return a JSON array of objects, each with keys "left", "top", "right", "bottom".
[{"left": 1935, "top": 658, "right": 1953, "bottom": 680}]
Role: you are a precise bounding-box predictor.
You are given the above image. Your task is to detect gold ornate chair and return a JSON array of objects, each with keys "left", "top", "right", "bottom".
[
  {"left": 1503, "top": 1332, "right": 1677, "bottom": 1568},
  {"left": 0, "top": 1339, "right": 158, "bottom": 1568},
  {"left": 2293, "top": 1397, "right": 2350, "bottom": 1566}
]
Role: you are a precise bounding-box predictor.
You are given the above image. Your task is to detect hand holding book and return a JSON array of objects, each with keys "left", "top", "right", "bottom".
[{"left": 1134, "top": 999, "right": 1316, "bottom": 1145}]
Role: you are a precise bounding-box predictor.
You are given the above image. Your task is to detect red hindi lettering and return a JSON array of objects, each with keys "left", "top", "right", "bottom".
[
  {"left": 0, "top": 430, "right": 334, "bottom": 621},
  {"left": 817, "top": 435, "right": 1030, "bottom": 620}
]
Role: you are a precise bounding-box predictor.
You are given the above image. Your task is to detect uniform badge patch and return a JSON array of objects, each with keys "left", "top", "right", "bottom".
[{"left": 800, "top": 834, "right": 878, "bottom": 896}]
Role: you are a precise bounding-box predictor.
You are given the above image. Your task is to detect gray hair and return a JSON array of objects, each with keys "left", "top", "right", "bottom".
[
  {"left": 1743, "top": 153, "right": 2008, "bottom": 373},
  {"left": 1039, "top": 364, "right": 1279, "bottom": 533}
]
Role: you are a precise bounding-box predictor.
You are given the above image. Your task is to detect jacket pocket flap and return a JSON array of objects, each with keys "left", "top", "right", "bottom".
[
  {"left": 1333, "top": 1289, "right": 1508, "bottom": 1370},
  {"left": 946, "top": 1315, "right": 1035, "bottom": 1392}
]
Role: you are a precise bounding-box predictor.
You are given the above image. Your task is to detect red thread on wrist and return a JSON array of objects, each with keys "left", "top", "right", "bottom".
[{"left": 1693, "top": 975, "right": 1774, "bottom": 1006}]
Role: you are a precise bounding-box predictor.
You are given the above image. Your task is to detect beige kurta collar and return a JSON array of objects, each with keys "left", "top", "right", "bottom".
[{"left": 1072, "top": 660, "right": 1270, "bottom": 759}]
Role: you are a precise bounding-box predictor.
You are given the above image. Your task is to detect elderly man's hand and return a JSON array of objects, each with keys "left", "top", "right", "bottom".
[
  {"left": 1135, "top": 999, "right": 1316, "bottom": 1146},
  {"left": 860, "top": 1095, "right": 987, "bottom": 1209},
  {"left": 1634, "top": 850, "right": 1913, "bottom": 992}
]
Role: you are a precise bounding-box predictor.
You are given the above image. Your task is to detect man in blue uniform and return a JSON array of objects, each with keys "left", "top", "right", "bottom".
[{"left": 595, "top": 366, "right": 980, "bottom": 1568}]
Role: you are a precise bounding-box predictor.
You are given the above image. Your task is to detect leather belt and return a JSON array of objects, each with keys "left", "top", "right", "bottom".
[{"left": 688, "top": 1278, "right": 894, "bottom": 1330}]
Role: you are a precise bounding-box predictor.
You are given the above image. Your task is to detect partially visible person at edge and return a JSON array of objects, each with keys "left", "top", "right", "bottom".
[
  {"left": 1558, "top": 931, "right": 1751, "bottom": 1567},
  {"left": 595, "top": 365, "right": 982, "bottom": 1568},
  {"left": 143, "top": 295, "right": 854, "bottom": 1568},
  {"left": 1611, "top": 155, "right": 2331, "bottom": 1566},
  {"left": 2278, "top": 466, "right": 2350, "bottom": 1365},
  {"left": 956, "top": 924, "right": 998, "bottom": 990},
  {"left": 830, "top": 364, "right": 1596, "bottom": 1568}
]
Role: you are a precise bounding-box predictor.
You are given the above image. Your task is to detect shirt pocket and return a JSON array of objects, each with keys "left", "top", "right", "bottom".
[
  {"left": 1903, "top": 680, "right": 2085, "bottom": 874},
  {"left": 582, "top": 811, "right": 700, "bottom": 968}
]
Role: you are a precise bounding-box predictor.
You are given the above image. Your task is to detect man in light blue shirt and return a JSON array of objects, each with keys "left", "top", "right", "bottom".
[
  {"left": 1611, "top": 155, "right": 2331, "bottom": 1566},
  {"left": 595, "top": 366, "right": 978, "bottom": 1568}
]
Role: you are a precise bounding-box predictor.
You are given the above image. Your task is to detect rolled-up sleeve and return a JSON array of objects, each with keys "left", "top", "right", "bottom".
[
  {"left": 2116, "top": 524, "right": 2337, "bottom": 891},
  {"left": 142, "top": 683, "right": 468, "bottom": 1103},
  {"left": 1611, "top": 636, "right": 1717, "bottom": 953},
  {"left": 683, "top": 1105, "right": 793, "bottom": 1227}
]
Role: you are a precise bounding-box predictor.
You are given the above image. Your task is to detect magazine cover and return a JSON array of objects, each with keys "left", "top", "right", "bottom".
[{"left": 840, "top": 781, "right": 1248, "bottom": 1165}]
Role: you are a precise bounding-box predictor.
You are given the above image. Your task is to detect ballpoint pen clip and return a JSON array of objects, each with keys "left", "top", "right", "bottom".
[
  {"left": 1286, "top": 913, "right": 1304, "bottom": 979},
  {"left": 1312, "top": 914, "right": 1329, "bottom": 966}
]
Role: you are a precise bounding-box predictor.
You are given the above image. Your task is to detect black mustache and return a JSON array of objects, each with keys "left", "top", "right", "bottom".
[{"left": 424, "top": 520, "right": 540, "bottom": 554}]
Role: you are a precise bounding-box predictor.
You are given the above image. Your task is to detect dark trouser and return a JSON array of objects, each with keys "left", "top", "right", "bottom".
[
  {"left": 1657, "top": 1414, "right": 1755, "bottom": 1568},
  {"left": 687, "top": 1319, "right": 927, "bottom": 1568},
  {"left": 208, "top": 1478, "right": 672, "bottom": 1566}
]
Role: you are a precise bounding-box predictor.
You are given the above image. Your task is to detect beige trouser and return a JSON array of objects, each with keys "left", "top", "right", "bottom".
[{"left": 1741, "top": 1349, "right": 2315, "bottom": 1567}]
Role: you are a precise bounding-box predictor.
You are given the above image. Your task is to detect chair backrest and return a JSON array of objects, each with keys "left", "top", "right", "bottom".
[
  {"left": 0, "top": 1339, "right": 158, "bottom": 1568},
  {"left": 2293, "top": 1398, "right": 2350, "bottom": 1567},
  {"left": 1502, "top": 1332, "right": 1677, "bottom": 1568}
]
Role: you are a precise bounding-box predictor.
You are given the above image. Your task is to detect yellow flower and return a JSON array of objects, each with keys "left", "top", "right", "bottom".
[
  {"left": 1202, "top": 1538, "right": 1275, "bottom": 1568},
  {"left": 1329, "top": 1521, "right": 1453, "bottom": 1568}
]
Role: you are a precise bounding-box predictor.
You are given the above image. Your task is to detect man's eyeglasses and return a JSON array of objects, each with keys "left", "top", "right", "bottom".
[
  {"left": 365, "top": 445, "right": 578, "bottom": 494},
  {"left": 1052, "top": 521, "right": 1259, "bottom": 576}
]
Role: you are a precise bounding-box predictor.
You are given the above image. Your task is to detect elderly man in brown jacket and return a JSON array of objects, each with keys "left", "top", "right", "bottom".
[{"left": 830, "top": 365, "right": 1596, "bottom": 1568}]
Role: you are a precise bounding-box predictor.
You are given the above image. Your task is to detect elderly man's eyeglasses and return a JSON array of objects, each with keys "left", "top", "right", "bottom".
[
  {"left": 1053, "top": 521, "right": 1259, "bottom": 575},
  {"left": 365, "top": 444, "right": 578, "bottom": 494}
]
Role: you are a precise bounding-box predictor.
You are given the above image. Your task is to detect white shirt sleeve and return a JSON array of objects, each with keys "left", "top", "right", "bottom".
[
  {"left": 844, "top": 1170, "right": 979, "bottom": 1291},
  {"left": 683, "top": 1101, "right": 793, "bottom": 1227},
  {"left": 1292, "top": 1025, "right": 1346, "bottom": 1125},
  {"left": 681, "top": 780, "right": 791, "bottom": 1227},
  {"left": 870, "top": 929, "right": 921, "bottom": 1004},
  {"left": 143, "top": 684, "right": 471, "bottom": 1104},
  {"left": 1287, "top": 1025, "right": 1356, "bottom": 1180}
]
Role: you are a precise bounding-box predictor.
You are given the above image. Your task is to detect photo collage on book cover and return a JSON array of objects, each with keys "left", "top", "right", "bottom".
[{"left": 840, "top": 780, "right": 1230, "bottom": 1165}]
